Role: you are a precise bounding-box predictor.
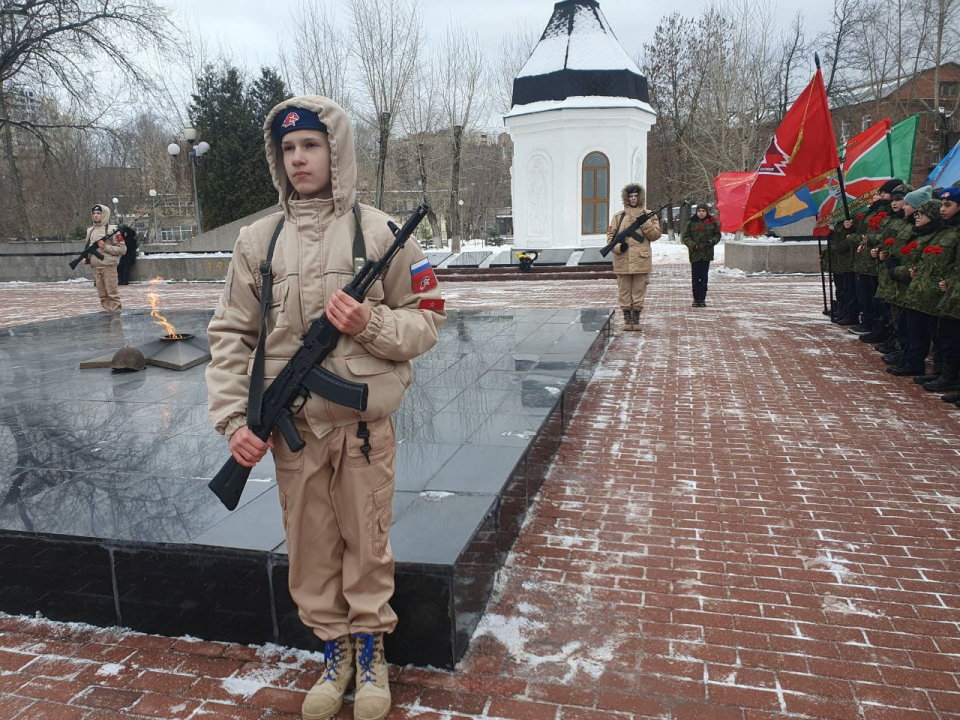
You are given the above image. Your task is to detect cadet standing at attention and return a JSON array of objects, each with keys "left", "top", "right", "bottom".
[{"left": 206, "top": 96, "right": 445, "bottom": 720}]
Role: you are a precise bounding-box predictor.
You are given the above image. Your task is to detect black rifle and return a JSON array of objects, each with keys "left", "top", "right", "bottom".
[
  {"left": 68, "top": 240, "right": 106, "bottom": 269},
  {"left": 208, "top": 204, "right": 431, "bottom": 511},
  {"left": 599, "top": 203, "right": 669, "bottom": 257}
]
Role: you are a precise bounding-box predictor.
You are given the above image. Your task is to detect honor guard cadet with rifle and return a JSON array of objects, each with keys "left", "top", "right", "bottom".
[
  {"left": 605, "top": 183, "right": 662, "bottom": 332},
  {"left": 205, "top": 96, "right": 445, "bottom": 720},
  {"left": 82, "top": 203, "right": 126, "bottom": 311}
]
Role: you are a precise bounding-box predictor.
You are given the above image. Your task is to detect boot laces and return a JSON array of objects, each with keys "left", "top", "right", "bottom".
[
  {"left": 355, "top": 632, "right": 378, "bottom": 684},
  {"left": 323, "top": 638, "right": 346, "bottom": 682}
]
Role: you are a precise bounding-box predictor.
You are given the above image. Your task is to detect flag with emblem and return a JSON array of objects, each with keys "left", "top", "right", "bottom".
[
  {"left": 410, "top": 258, "right": 437, "bottom": 293},
  {"left": 809, "top": 115, "right": 918, "bottom": 233},
  {"left": 738, "top": 67, "right": 839, "bottom": 235}
]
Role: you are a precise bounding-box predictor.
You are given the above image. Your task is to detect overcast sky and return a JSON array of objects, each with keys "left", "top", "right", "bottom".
[{"left": 159, "top": 0, "right": 835, "bottom": 130}]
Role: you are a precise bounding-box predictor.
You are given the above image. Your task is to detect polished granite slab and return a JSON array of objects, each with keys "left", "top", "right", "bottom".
[{"left": 0, "top": 307, "right": 611, "bottom": 667}]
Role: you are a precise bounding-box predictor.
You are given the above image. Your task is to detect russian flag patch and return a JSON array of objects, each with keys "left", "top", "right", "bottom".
[{"left": 410, "top": 258, "right": 437, "bottom": 293}]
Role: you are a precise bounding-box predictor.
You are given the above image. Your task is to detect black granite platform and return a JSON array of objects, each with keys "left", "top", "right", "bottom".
[{"left": 0, "top": 307, "right": 610, "bottom": 668}]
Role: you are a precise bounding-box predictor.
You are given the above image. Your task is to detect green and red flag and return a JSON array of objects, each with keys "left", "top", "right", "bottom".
[
  {"left": 714, "top": 68, "right": 840, "bottom": 235},
  {"left": 810, "top": 115, "right": 919, "bottom": 234}
]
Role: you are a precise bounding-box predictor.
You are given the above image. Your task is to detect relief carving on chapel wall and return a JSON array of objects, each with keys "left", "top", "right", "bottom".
[{"left": 526, "top": 155, "right": 551, "bottom": 237}]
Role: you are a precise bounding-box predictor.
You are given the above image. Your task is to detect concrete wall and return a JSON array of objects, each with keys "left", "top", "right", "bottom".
[
  {"left": 724, "top": 240, "right": 820, "bottom": 274},
  {"left": 0, "top": 254, "right": 233, "bottom": 282},
  {"left": 140, "top": 205, "right": 279, "bottom": 254}
]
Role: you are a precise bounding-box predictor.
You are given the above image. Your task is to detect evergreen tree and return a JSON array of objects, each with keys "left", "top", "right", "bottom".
[
  {"left": 189, "top": 65, "right": 262, "bottom": 229},
  {"left": 247, "top": 68, "right": 290, "bottom": 213}
]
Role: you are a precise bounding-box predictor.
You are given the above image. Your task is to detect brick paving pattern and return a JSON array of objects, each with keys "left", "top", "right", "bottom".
[{"left": 1, "top": 262, "right": 958, "bottom": 719}]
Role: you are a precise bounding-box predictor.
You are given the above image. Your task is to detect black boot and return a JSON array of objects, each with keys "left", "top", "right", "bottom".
[
  {"left": 887, "top": 366, "right": 924, "bottom": 376},
  {"left": 941, "top": 392, "right": 960, "bottom": 403},
  {"left": 923, "top": 369, "right": 960, "bottom": 392},
  {"left": 914, "top": 373, "right": 939, "bottom": 385},
  {"left": 882, "top": 352, "right": 902, "bottom": 365},
  {"left": 876, "top": 340, "right": 898, "bottom": 354}
]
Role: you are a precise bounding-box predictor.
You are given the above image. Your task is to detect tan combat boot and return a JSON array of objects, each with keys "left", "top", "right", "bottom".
[
  {"left": 631, "top": 308, "right": 643, "bottom": 332},
  {"left": 302, "top": 636, "right": 354, "bottom": 720},
  {"left": 621, "top": 308, "right": 634, "bottom": 332},
  {"left": 353, "top": 633, "right": 391, "bottom": 720}
]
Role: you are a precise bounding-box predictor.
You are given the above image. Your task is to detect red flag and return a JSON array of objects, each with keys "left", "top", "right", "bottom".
[
  {"left": 713, "top": 172, "right": 755, "bottom": 233},
  {"left": 726, "top": 69, "right": 839, "bottom": 235}
]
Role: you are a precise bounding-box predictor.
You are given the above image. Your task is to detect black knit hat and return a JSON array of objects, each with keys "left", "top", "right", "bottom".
[
  {"left": 696, "top": 203, "right": 710, "bottom": 212},
  {"left": 91, "top": 204, "right": 103, "bottom": 213},
  {"left": 879, "top": 179, "right": 902, "bottom": 195}
]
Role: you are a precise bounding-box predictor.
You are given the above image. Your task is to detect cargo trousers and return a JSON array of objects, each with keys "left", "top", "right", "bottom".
[
  {"left": 616, "top": 273, "right": 650, "bottom": 310},
  {"left": 93, "top": 266, "right": 122, "bottom": 311},
  {"left": 272, "top": 415, "right": 398, "bottom": 641}
]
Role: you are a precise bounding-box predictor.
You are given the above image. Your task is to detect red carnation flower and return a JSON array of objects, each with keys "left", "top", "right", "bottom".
[
  {"left": 855, "top": 213, "right": 866, "bottom": 221},
  {"left": 884, "top": 238, "right": 895, "bottom": 246},
  {"left": 923, "top": 245, "right": 944, "bottom": 255},
  {"left": 876, "top": 212, "right": 888, "bottom": 218},
  {"left": 697, "top": 225, "right": 704, "bottom": 231},
  {"left": 901, "top": 241, "right": 919, "bottom": 256}
]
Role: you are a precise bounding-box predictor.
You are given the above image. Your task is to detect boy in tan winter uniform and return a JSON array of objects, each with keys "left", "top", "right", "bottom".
[
  {"left": 607, "top": 183, "right": 662, "bottom": 331},
  {"left": 83, "top": 204, "right": 125, "bottom": 311},
  {"left": 205, "top": 97, "right": 445, "bottom": 720}
]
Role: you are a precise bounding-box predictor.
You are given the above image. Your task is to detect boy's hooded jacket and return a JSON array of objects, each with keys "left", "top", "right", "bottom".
[
  {"left": 606, "top": 184, "right": 662, "bottom": 274},
  {"left": 206, "top": 96, "right": 446, "bottom": 441},
  {"left": 84, "top": 206, "right": 125, "bottom": 268}
]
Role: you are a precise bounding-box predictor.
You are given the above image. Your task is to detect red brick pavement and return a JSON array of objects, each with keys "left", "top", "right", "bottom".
[{"left": 1, "top": 264, "right": 959, "bottom": 720}]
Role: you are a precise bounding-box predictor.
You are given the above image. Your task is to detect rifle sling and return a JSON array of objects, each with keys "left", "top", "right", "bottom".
[
  {"left": 247, "top": 203, "right": 367, "bottom": 429},
  {"left": 247, "top": 217, "right": 286, "bottom": 428}
]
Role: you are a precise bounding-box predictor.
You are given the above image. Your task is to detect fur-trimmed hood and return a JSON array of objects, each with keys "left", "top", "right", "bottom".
[
  {"left": 262, "top": 96, "right": 357, "bottom": 219},
  {"left": 620, "top": 184, "right": 646, "bottom": 213}
]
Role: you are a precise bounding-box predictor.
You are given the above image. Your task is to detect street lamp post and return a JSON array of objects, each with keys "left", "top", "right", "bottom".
[
  {"left": 111, "top": 197, "right": 119, "bottom": 226},
  {"left": 167, "top": 125, "right": 210, "bottom": 236},
  {"left": 148, "top": 189, "right": 159, "bottom": 243}
]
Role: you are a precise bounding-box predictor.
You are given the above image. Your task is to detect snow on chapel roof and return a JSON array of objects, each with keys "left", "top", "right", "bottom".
[{"left": 511, "top": 0, "right": 650, "bottom": 108}]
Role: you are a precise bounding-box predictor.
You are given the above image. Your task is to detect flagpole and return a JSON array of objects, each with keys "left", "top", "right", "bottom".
[
  {"left": 816, "top": 52, "right": 840, "bottom": 318},
  {"left": 886, "top": 128, "right": 895, "bottom": 176}
]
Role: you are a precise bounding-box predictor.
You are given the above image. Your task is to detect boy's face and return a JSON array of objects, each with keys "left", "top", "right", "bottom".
[
  {"left": 627, "top": 192, "right": 639, "bottom": 208},
  {"left": 281, "top": 130, "right": 332, "bottom": 200},
  {"left": 92, "top": 210, "right": 103, "bottom": 224},
  {"left": 916, "top": 212, "right": 931, "bottom": 227},
  {"left": 696, "top": 208, "right": 707, "bottom": 219},
  {"left": 891, "top": 199, "right": 904, "bottom": 212},
  {"left": 879, "top": 192, "right": 892, "bottom": 201},
  {"left": 941, "top": 199, "right": 960, "bottom": 221},
  {"left": 902, "top": 203, "right": 916, "bottom": 216}
]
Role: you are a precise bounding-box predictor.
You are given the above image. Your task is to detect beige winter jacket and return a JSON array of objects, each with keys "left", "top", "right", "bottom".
[
  {"left": 607, "top": 185, "right": 662, "bottom": 275},
  {"left": 84, "top": 206, "right": 124, "bottom": 268},
  {"left": 206, "top": 96, "right": 446, "bottom": 441}
]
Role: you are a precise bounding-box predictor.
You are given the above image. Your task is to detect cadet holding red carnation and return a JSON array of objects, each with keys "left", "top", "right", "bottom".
[{"left": 681, "top": 203, "right": 721, "bottom": 307}]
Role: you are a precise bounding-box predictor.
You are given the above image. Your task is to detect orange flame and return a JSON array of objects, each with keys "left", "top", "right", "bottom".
[{"left": 147, "top": 276, "right": 178, "bottom": 337}]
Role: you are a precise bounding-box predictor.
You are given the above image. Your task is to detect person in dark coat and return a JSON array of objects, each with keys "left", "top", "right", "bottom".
[
  {"left": 117, "top": 226, "right": 138, "bottom": 286},
  {"left": 681, "top": 203, "right": 721, "bottom": 307}
]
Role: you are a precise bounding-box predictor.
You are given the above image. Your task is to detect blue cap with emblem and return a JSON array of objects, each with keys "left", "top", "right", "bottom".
[
  {"left": 940, "top": 186, "right": 960, "bottom": 203},
  {"left": 271, "top": 107, "right": 327, "bottom": 140}
]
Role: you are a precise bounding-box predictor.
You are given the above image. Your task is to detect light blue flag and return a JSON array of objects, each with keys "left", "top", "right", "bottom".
[{"left": 927, "top": 139, "right": 960, "bottom": 189}]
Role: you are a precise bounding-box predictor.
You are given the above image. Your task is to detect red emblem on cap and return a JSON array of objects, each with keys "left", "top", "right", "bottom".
[{"left": 282, "top": 112, "right": 300, "bottom": 129}]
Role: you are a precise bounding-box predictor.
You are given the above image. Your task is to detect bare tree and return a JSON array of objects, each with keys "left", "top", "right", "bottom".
[
  {"left": 1, "top": 0, "right": 175, "bottom": 238},
  {"left": 282, "top": 0, "right": 351, "bottom": 107},
  {"left": 400, "top": 57, "right": 443, "bottom": 239},
  {"left": 348, "top": 0, "right": 422, "bottom": 209},
  {"left": 492, "top": 22, "right": 540, "bottom": 115},
  {"left": 438, "top": 23, "right": 486, "bottom": 251}
]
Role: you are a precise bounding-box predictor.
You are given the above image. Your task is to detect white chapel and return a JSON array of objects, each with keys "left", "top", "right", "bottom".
[{"left": 504, "top": 0, "right": 657, "bottom": 249}]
